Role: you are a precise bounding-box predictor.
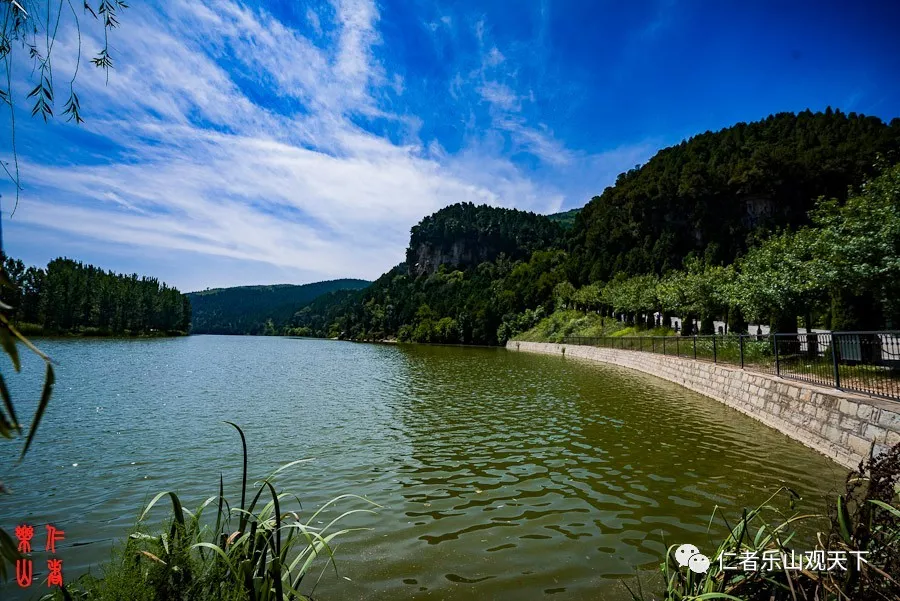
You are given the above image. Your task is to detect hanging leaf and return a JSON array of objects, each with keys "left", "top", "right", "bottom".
[
  {"left": 0, "top": 325, "right": 20, "bottom": 372},
  {"left": 0, "top": 372, "right": 18, "bottom": 433},
  {"left": 19, "top": 362, "right": 55, "bottom": 460}
]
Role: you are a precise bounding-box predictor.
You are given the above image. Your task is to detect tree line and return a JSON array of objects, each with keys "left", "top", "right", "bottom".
[
  {"left": 549, "top": 161, "right": 900, "bottom": 337},
  {"left": 1, "top": 256, "right": 191, "bottom": 335}
]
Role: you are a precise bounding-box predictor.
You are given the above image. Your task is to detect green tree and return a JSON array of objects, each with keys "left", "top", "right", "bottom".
[
  {"left": 572, "top": 284, "right": 602, "bottom": 313},
  {"left": 657, "top": 270, "right": 692, "bottom": 332},
  {"left": 496, "top": 307, "right": 545, "bottom": 344},
  {"left": 656, "top": 260, "right": 730, "bottom": 334},
  {"left": 434, "top": 316, "right": 460, "bottom": 343},
  {"left": 552, "top": 281, "right": 576, "bottom": 310},
  {"left": 731, "top": 228, "right": 826, "bottom": 332},
  {"left": 811, "top": 162, "right": 900, "bottom": 328}
]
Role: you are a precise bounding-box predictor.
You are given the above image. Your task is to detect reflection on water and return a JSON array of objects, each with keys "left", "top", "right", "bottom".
[{"left": 0, "top": 336, "right": 846, "bottom": 600}]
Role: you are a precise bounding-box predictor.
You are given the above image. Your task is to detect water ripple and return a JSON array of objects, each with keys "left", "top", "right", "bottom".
[{"left": 0, "top": 337, "right": 846, "bottom": 601}]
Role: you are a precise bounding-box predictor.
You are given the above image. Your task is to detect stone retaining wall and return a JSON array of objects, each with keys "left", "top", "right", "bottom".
[{"left": 508, "top": 340, "right": 900, "bottom": 469}]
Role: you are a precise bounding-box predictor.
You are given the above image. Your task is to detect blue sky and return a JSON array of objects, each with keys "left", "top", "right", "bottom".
[{"left": 2, "top": 0, "right": 898, "bottom": 291}]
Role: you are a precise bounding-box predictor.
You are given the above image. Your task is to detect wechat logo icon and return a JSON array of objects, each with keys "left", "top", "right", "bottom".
[{"left": 675, "top": 543, "right": 710, "bottom": 574}]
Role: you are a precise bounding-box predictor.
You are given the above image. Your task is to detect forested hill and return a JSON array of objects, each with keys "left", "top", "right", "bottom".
[
  {"left": 407, "top": 203, "right": 564, "bottom": 276},
  {"left": 290, "top": 204, "right": 569, "bottom": 342},
  {"left": 547, "top": 208, "right": 581, "bottom": 229},
  {"left": 188, "top": 280, "right": 370, "bottom": 335},
  {"left": 2, "top": 256, "right": 191, "bottom": 336},
  {"left": 569, "top": 109, "right": 900, "bottom": 282},
  {"left": 288, "top": 109, "right": 900, "bottom": 345}
]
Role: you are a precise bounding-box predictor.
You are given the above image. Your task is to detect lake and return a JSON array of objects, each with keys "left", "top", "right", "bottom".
[{"left": 0, "top": 336, "right": 847, "bottom": 600}]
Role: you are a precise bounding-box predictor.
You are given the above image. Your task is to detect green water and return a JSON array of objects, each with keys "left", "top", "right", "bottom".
[{"left": 1, "top": 336, "right": 846, "bottom": 600}]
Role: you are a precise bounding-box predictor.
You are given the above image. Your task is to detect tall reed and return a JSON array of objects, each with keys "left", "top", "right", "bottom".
[
  {"left": 626, "top": 443, "right": 900, "bottom": 601},
  {"left": 47, "top": 422, "right": 378, "bottom": 600}
]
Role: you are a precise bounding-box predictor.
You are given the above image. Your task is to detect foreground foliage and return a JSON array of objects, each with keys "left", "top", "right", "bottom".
[
  {"left": 628, "top": 443, "right": 900, "bottom": 601},
  {"left": 48, "top": 423, "right": 377, "bottom": 601},
  {"left": 1, "top": 0, "right": 130, "bottom": 578},
  {"left": 0, "top": 0, "right": 127, "bottom": 201},
  {"left": 0, "top": 266, "right": 55, "bottom": 581}
]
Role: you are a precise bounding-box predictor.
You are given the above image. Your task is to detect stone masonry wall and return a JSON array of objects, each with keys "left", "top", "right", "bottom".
[{"left": 508, "top": 340, "right": 900, "bottom": 469}]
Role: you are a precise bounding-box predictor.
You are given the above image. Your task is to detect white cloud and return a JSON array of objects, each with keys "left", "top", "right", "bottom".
[
  {"left": 307, "top": 8, "right": 323, "bottom": 35},
  {"left": 484, "top": 47, "right": 505, "bottom": 67},
  {"left": 498, "top": 118, "right": 573, "bottom": 166},
  {"left": 3, "top": 0, "right": 646, "bottom": 288},
  {"left": 332, "top": 0, "right": 383, "bottom": 109},
  {"left": 478, "top": 81, "right": 520, "bottom": 111}
]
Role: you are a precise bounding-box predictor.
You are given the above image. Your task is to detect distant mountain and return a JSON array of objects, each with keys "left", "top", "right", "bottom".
[
  {"left": 188, "top": 279, "right": 370, "bottom": 334},
  {"left": 547, "top": 208, "right": 581, "bottom": 229}
]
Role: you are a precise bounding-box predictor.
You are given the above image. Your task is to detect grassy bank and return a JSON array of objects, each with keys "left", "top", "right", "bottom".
[{"left": 513, "top": 309, "right": 675, "bottom": 343}]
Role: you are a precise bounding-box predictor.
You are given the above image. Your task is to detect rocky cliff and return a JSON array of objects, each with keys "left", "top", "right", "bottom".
[{"left": 404, "top": 202, "right": 565, "bottom": 277}]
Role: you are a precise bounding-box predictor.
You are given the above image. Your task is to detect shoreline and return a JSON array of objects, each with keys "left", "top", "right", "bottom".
[
  {"left": 509, "top": 340, "right": 900, "bottom": 469},
  {"left": 25, "top": 330, "right": 189, "bottom": 339}
]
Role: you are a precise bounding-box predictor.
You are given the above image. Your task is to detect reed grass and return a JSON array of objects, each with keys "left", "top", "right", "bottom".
[
  {"left": 625, "top": 443, "right": 900, "bottom": 601},
  {"left": 45, "top": 422, "right": 378, "bottom": 601}
]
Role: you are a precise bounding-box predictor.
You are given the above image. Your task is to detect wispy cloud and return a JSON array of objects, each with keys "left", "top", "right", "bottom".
[
  {"left": 2, "top": 0, "right": 653, "bottom": 289},
  {"left": 478, "top": 81, "right": 520, "bottom": 111}
]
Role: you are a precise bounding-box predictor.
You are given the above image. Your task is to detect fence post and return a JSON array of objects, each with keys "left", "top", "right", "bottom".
[
  {"left": 640, "top": 336, "right": 643, "bottom": 352},
  {"left": 663, "top": 337, "right": 666, "bottom": 355},
  {"left": 693, "top": 336, "right": 697, "bottom": 360},
  {"left": 676, "top": 336, "right": 679, "bottom": 357},
  {"left": 774, "top": 335, "right": 780, "bottom": 376},
  {"left": 713, "top": 336, "right": 717, "bottom": 364},
  {"left": 739, "top": 334, "right": 745, "bottom": 369},
  {"left": 831, "top": 332, "right": 841, "bottom": 389}
]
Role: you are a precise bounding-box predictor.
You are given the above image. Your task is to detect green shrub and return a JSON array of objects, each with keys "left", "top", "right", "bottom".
[{"left": 514, "top": 310, "right": 673, "bottom": 343}]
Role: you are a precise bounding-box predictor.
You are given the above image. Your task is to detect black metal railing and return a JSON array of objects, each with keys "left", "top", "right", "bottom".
[{"left": 562, "top": 331, "right": 900, "bottom": 402}]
